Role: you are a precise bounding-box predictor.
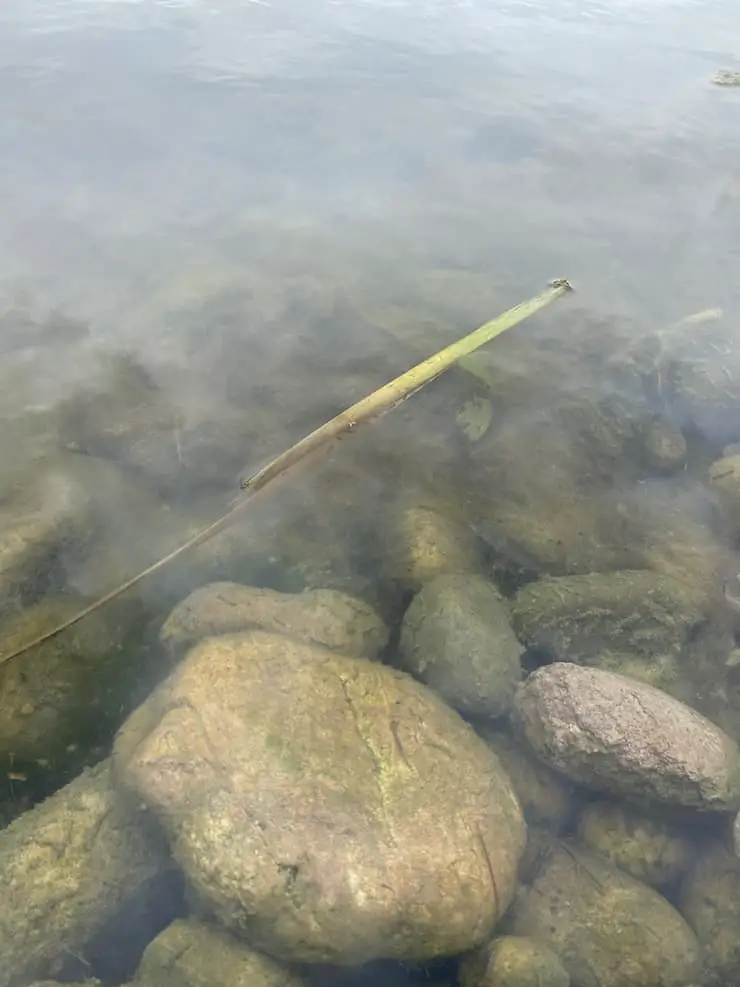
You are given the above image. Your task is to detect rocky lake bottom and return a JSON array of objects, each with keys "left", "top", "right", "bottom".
[{"left": 3, "top": 259, "right": 740, "bottom": 987}]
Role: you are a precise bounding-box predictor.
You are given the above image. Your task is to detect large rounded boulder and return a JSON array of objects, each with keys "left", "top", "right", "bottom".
[{"left": 113, "top": 630, "right": 526, "bottom": 965}]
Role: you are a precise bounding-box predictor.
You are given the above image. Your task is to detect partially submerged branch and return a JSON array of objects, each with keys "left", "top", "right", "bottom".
[{"left": 0, "top": 279, "right": 572, "bottom": 665}]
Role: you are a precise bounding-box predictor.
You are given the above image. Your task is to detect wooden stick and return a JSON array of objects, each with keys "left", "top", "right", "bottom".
[{"left": 0, "top": 279, "right": 572, "bottom": 665}]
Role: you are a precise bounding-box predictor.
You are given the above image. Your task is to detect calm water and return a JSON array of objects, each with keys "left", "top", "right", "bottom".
[
  {"left": 1, "top": 0, "right": 739, "bottom": 355},
  {"left": 2, "top": 0, "right": 740, "bottom": 981}
]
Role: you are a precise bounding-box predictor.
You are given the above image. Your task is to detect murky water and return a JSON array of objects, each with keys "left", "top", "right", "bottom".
[{"left": 2, "top": 1, "right": 740, "bottom": 985}]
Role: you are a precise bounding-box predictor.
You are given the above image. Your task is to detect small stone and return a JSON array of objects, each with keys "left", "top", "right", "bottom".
[
  {"left": 679, "top": 837, "right": 740, "bottom": 983},
  {"left": 511, "top": 841, "right": 701, "bottom": 987},
  {"left": 160, "top": 582, "right": 388, "bottom": 659},
  {"left": 576, "top": 798, "right": 692, "bottom": 888},
  {"left": 0, "top": 760, "right": 168, "bottom": 987},
  {"left": 514, "top": 662, "right": 740, "bottom": 811},
  {"left": 459, "top": 935, "right": 570, "bottom": 987},
  {"left": 709, "top": 454, "right": 740, "bottom": 533},
  {"left": 399, "top": 573, "right": 522, "bottom": 718},
  {"left": 0, "top": 596, "right": 127, "bottom": 767},
  {"left": 381, "top": 502, "right": 483, "bottom": 593},
  {"left": 477, "top": 726, "right": 572, "bottom": 829},
  {"left": 640, "top": 417, "right": 687, "bottom": 471},
  {"left": 132, "top": 918, "right": 310, "bottom": 987},
  {"left": 511, "top": 570, "right": 705, "bottom": 662}
]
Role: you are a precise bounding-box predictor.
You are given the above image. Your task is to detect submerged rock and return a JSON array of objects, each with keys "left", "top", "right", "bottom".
[
  {"left": 27, "top": 982, "right": 100, "bottom": 987},
  {"left": 473, "top": 495, "right": 632, "bottom": 578},
  {"left": 459, "top": 935, "right": 570, "bottom": 987},
  {"left": 511, "top": 570, "right": 705, "bottom": 662},
  {"left": 610, "top": 307, "right": 740, "bottom": 444},
  {"left": 114, "top": 630, "right": 525, "bottom": 965},
  {"left": 399, "top": 573, "right": 522, "bottom": 718},
  {"left": 514, "top": 662, "right": 740, "bottom": 812},
  {"left": 709, "top": 453, "right": 740, "bottom": 534},
  {"left": 0, "top": 595, "right": 128, "bottom": 769},
  {"left": 511, "top": 841, "right": 701, "bottom": 987},
  {"left": 55, "top": 350, "right": 255, "bottom": 495},
  {"left": 575, "top": 798, "right": 693, "bottom": 889},
  {"left": 0, "top": 759, "right": 169, "bottom": 987},
  {"left": 477, "top": 726, "right": 572, "bottom": 830},
  {"left": 131, "top": 918, "right": 309, "bottom": 987},
  {"left": 477, "top": 473, "right": 726, "bottom": 618},
  {"left": 160, "top": 582, "right": 388, "bottom": 659},
  {"left": 380, "top": 500, "right": 484, "bottom": 593},
  {"left": 0, "top": 460, "right": 96, "bottom": 616},
  {"left": 679, "top": 837, "right": 740, "bottom": 984},
  {"left": 639, "top": 417, "right": 687, "bottom": 472}
]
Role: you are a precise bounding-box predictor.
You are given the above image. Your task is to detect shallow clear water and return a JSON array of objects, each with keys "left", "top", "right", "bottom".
[
  {"left": 2, "top": 0, "right": 740, "bottom": 983},
  {"left": 2, "top": 0, "right": 739, "bottom": 336}
]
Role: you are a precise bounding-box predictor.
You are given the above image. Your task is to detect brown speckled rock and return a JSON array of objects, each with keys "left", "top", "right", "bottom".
[{"left": 514, "top": 662, "right": 740, "bottom": 811}]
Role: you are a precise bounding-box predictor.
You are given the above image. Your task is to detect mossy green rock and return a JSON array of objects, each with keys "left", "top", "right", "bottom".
[
  {"left": 459, "top": 934, "right": 570, "bottom": 987},
  {"left": 132, "top": 918, "right": 309, "bottom": 987},
  {"left": 0, "top": 760, "right": 166, "bottom": 987},
  {"left": 0, "top": 596, "right": 127, "bottom": 766},
  {"left": 511, "top": 842, "right": 701, "bottom": 987},
  {"left": 399, "top": 573, "right": 522, "bottom": 718},
  {"left": 679, "top": 837, "right": 740, "bottom": 984},
  {"left": 511, "top": 570, "right": 705, "bottom": 661},
  {"left": 575, "top": 798, "right": 692, "bottom": 889},
  {"left": 114, "top": 631, "right": 525, "bottom": 965}
]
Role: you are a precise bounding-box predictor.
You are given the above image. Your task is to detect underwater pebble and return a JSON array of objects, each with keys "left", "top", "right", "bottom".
[
  {"left": 511, "top": 841, "right": 701, "bottom": 987},
  {"left": 381, "top": 501, "right": 484, "bottom": 593},
  {"left": 511, "top": 569, "right": 705, "bottom": 662},
  {"left": 114, "top": 630, "right": 525, "bottom": 965},
  {"left": 0, "top": 595, "right": 128, "bottom": 769},
  {"left": 477, "top": 726, "right": 572, "bottom": 829},
  {"left": 399, "top": 573, "right": 522, "bottom": 718},
  {"left": 514, "top": 662, "right": 740, "bottom": 812},
  {"left": 679, "top": 836, "right": 740, "bottom": 984},
  {"left": 0, "top": 759, "right": 168, "bottom": 987},
  {"left": 131, "top": 918, "right": 310, "bottom": 987},
  {"left": 459, "top": 934, "right": 570, "bottom": 987},
  {"left": 575, "top": 797, "right": 692, "bottom": 888},
  {"left": 160, "top": 581, "right": 388, "bottom": 659}
]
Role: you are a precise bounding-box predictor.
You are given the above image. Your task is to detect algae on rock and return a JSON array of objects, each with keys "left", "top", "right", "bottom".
[{"left": 114, "top": 630, "right": 526, "bottom": 966}]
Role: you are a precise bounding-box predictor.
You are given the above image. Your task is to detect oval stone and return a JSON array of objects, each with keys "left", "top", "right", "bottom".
[{"left": 514, "top": 662, "right": 740, "bottom": 811}]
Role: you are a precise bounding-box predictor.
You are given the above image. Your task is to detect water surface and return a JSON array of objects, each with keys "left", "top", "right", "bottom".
[{"left": 1, "top": 0, "right": 740, "bottom": 978}]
